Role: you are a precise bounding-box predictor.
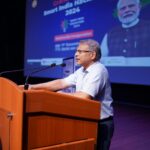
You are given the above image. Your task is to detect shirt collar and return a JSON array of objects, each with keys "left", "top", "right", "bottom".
[{"left": 81, "top": 61, "right": 100, "bottom": 73}]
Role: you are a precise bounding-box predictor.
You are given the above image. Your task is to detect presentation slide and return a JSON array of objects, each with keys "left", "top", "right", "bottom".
[{"left": 24, "top": 0, "right": 150, "bottom": 85}]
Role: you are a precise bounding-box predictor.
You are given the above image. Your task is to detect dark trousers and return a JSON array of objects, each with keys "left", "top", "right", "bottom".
[{"left": 96, "top": 117, "right": 114, "bottom": 150}]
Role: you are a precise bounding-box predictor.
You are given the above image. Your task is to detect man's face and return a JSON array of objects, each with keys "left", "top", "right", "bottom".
[
  {"left": 75, "top": 44, "right": 96, "bottom": 69},
  {"left": 117, "top": 0, "right": 141, "bottom": 25}
]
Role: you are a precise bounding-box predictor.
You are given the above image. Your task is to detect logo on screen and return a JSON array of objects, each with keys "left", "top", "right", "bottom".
[{"left": 61, "top": 20, "right": 69, "bottom": 32}]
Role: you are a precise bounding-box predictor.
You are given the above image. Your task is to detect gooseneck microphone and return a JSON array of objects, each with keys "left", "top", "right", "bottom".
[
  {"left": 0, "top": 63, "right": 66, "bottom": 89},
  {"left": 0, "top": 68, "right": 24, "bottom": 76},
  {"left": 24, "top": 63, "right": 66, "bottom": 90},
  {"left": 0, "top": 65, "right": 57, "bottom": 77}
]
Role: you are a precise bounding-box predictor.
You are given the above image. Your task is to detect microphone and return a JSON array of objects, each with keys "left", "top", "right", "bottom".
[
  {"left": 0, "top": 64, "right": 60, "bottom": 77},
  {"left": 24, "top": 63, "right": 66, "bottom": 90},
  {"left": 0, "top": 68, "right": 24, "bottom": 77},
  {"left": 60, "top": 63, "right": 66, "bottom": 67}
]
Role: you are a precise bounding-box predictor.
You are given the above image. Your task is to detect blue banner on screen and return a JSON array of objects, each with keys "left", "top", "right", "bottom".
[{"left": 24, "top": 0, "right": 150, "bottom": 85}]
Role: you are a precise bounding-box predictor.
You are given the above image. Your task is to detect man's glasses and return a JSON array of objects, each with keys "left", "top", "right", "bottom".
[{"left": 76, "top": 50, "right": 92, "bottom": 54}]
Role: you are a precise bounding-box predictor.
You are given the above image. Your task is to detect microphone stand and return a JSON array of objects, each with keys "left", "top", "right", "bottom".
[{"left": 24, "top": 63, "right": 56, "bottom": 90}]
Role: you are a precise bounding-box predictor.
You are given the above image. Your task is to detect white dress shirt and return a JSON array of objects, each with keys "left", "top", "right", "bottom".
[{"left": 64, "top": 61, "right": 114, "bottom": 119}]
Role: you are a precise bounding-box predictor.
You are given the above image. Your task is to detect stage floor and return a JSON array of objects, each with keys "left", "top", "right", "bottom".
[{"left": 110, "top": 103, "right": 150, "bottom": 150}]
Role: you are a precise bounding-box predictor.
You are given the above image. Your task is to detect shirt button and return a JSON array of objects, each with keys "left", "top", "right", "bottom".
[
  {"left": 124, "top": 38, "right": 128, "bottom": 42},
  {"left": 123, "top": 49, "right": 127, "bottom": 53}
]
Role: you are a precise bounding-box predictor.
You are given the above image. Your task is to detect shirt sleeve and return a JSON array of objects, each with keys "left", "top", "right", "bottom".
[{"left": 63, "top": 69, "right": 79, "bottom": 86}]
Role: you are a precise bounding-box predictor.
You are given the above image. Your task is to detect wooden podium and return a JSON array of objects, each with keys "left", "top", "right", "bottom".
[{"left": 0, "top": 77, "right": 100, "bottom": 150}]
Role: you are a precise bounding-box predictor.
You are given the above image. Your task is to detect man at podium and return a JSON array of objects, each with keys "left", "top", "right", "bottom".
[{"left": 26, "top": 39, "right": 114, "bottom": 150}]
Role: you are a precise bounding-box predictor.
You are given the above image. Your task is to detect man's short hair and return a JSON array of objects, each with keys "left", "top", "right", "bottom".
[
  {"left": 79, "top": 39, "right": 101, "bottom": 61},
  {"left": 117, "top": 0, "right": 140, "bottom": 9}
]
